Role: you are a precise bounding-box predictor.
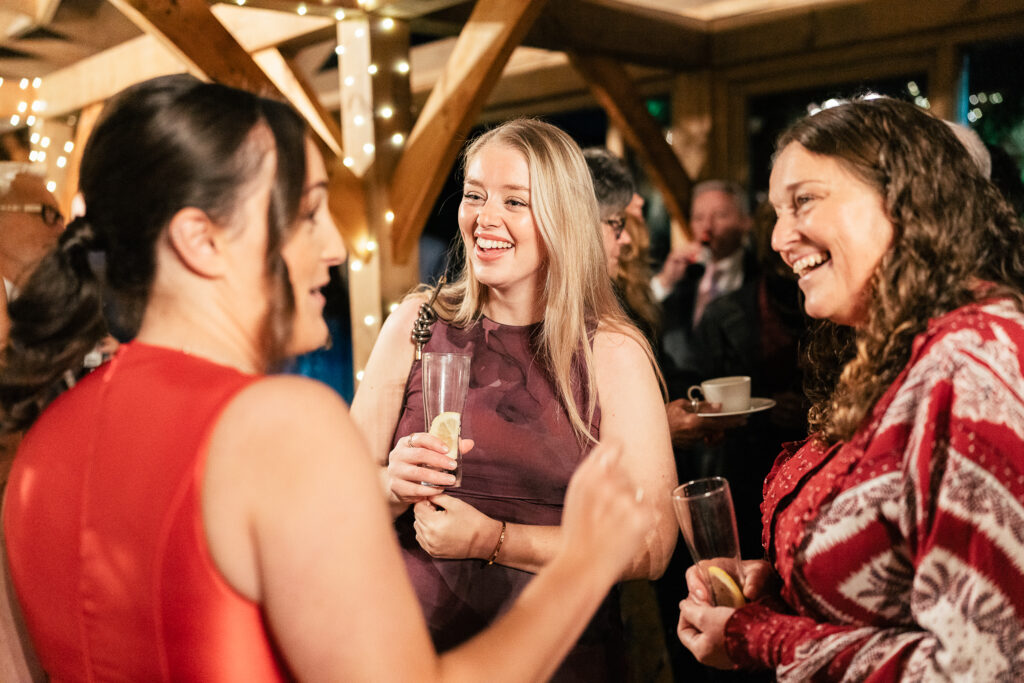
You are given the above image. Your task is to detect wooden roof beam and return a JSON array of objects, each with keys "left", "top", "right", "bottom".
[
  {"left": 33, "top": 6, "right": 333, "bottom": 118},
  {"left": 107, "top": 0, "right": 344, "bottom": 156},
  {"left": 529, "top": 0, "right": 708, "bottom": 70},
  {"left": 569, "top": 51, "right": 693, "bottom": 232},
  {"left": 388, "top": 0, "right": 549, "bottom": 264}
]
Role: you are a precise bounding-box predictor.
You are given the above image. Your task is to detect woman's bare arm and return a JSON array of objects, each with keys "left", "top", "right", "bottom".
[{"left": 203, "top": 375, "right": 650, "bottom": 682}]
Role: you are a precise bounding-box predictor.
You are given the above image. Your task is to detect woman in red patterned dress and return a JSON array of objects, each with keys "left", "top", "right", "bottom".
[{"left": 677, "top": 96, "right": 1024, "bottom": 680}]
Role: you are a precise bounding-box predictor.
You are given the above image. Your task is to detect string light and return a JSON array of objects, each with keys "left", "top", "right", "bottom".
[
  {"left": 367, "top": 64, "right": 378, "bottom": 75},
  {"left": 236, "top": 0, "right": 245, "bottom": 6},
  {"left": 30, "top": 133, "right": 40, "bottom": 144},
  {"left": 362, "top": 143, "right": 375, "bottom": 154},
  {"left": 19, "top": 78, "right": 28, "bottom": 89},
  {"left": 29, "top": 150, "right": 37, "bottom": 161},
  {"left": 25, "top": 116, "right": 35, "bottom": 126},
  {"left": 9, "top": 115, "right": 19, "bottom": 126},
  {"left": 356, "top": 370, "right": 365, "bottom": 381},
  {"left": 396, "top": 61, "right": 410, "bottom": 74},
  {"left": 17, "top": 101, "right": 27, "bottom": 113},
  {"left": 353, "top": 114, "right": 365, "bottom": 126},
  {"left": 381, "top": 18, "right": 394, "bottom": 30},
  {"left": 365, "top": 239, "right": 378, "bottom": 252},
  {"left": 335, "top": 45, "right": 345, "bottom": 55},
  {"left": 64, "top": 141, "right": 74, "bottom": 153},
  {"left": 391, "top": 132, "right": 404, "bottom": 145},
  {"left": 46, "top": 181, "right": 56, "bottom": 192},
  {"left": 296, "top": 4, "right": 307, "bottom": 15},
  {"left": 37, "top": 151, "right": 46, "bottom": 162},
  {"left": 343, "top": 156, "right": 355, "bottom": 167},
  {"left": 379, "top": 106, "right": 393, "bottom": 119},
  {"left": 57, "top": 156, "right": 67, "bottom": 168},
  {"left": 0, "top": 77, "right": 4, "bottom": 87},
  {"left": 364, "top": 315, "right": 376, "bottom": 326},
  {"left": 41, "top": 137, "right": 50, "bottom": 148},
  {"left": 344, "top": 76, "right": 355, "bottom": 87},
  {"left": 350, "top": 258, "right": 364, "bottom": 271},
  {"left": 384, "top": 210, "right": 394, "bottom": 222},
  {"left": 32, "top": 77, "right": 41, "bottom": 88},
  {"left": 389, "top": 302, "right": 399, "bottom": 313},
  {"left": 30, "top": 100, "right": 44, "bottom": 112},
  {"left": 355, "top": 27, "right": 365, "bottom": 38},
  {"left": 334, "top": 9, "right": 345, "bottom": 20}
]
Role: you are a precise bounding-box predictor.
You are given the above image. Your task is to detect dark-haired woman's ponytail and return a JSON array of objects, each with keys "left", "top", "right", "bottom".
[{"left": 0, "top": 216, "right": 108, "bottom": 434}]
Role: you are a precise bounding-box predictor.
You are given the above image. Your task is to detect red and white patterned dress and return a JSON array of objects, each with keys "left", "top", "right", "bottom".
[{"left": 725, "top": 299, "right": 1024, "bottom": 681}]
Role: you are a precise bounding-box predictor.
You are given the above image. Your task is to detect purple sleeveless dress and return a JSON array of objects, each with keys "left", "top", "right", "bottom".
[{"left": 392, "top": 317, "right": 625, "bottom": 681}]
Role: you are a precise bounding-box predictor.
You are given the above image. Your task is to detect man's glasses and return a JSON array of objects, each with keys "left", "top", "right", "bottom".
[
  {"left": 603, "top": 217, "right": 626, "bottom": 239},
  {"left": 0, "top": 203, "right": 65, "bottom": 227}
]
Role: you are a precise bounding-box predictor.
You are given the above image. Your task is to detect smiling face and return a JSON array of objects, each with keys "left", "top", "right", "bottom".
[
  {"left": 280, "top": 138, "right": 346, "bottom": 355},
  {"left": 770, "top": 142, "right": 894, "bottom": 327},
  {"left": 458, "top": 142, "right": 546, "bottom": 308}
]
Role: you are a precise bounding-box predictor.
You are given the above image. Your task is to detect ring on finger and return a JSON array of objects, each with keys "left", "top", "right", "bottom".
[{"left": 408, "top": 434, "right": 417, "bottom": 448}]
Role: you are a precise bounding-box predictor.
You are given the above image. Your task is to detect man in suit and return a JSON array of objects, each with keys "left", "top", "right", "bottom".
[{"left": 654, "top": 180, "right": 756, "bottom": 401}]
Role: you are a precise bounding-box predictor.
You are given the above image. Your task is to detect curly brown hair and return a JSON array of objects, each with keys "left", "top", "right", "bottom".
[{"left": 780, "top": 97, "right": 1024, "bottom": 444}]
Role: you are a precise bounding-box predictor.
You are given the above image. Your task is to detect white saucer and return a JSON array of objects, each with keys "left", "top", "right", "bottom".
[{"left": 697, "top": 397, "right": 776, "bottom": 418}]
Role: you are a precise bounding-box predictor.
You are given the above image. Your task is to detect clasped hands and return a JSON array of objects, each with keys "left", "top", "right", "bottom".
[
  {"left": 676, "top": 559, "right": 777, "bottom": 669},
  {"left": 387, "top": 431, "right": 495, "bottom": 560}
]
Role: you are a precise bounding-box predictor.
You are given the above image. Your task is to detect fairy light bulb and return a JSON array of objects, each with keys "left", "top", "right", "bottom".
[{"left": 391, "top": 133, "right": 404, "bottom": 146}]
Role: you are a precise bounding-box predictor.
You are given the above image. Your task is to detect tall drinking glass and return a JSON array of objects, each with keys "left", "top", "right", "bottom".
[
  {"left": 671, "top": 477, "right": 746, "bottom": 607},
  {"left": 421, "top": 352, "right": 471, "bottom": 487}
]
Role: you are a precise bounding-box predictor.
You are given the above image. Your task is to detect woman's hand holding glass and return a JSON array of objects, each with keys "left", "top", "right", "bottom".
[
  {"left": 386, "top": 433, "right": 475, "bottom": 504},
  {"left": 676, "top": 559, "right": 778, "bottom": 669}
]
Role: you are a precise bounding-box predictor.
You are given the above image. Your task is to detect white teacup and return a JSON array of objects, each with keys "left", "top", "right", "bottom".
[{"left": 687, "top": 376, "right": 751, "bottom": 413}]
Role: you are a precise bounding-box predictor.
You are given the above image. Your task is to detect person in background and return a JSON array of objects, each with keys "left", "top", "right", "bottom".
[
  {"left": 1, "top": 75, "right": 652, "bottom": 681},
  {"left": 617, "top": 192, "right": 661, "bottom": 346},
  {"left": 352, "top": 118, "right": 677, "bottom": 681},
  {"left": 0, "top": 163, "right": 65, "bottom": 340},
  {"left": 0, "top": 162, "right": 66, "bottom": 487},
  {"left": 678, "top": 95, "right": 1024, "bottom": 680},
  {"left": 583, "top": 147, "right": 634, "bottom": 282}
]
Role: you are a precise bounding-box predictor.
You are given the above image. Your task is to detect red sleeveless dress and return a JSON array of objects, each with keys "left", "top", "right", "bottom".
[{"left": 2, "top": 342, "right": 290, "bottom": 681}]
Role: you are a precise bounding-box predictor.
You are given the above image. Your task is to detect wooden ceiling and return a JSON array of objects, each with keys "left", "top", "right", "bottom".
[{"left": 1, "top": 0, "right": 868, "bottom": 80}]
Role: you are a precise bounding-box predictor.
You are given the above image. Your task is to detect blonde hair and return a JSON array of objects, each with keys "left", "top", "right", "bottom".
[{"left": 430, "top": 118, "right": 652, "bottom": 442}]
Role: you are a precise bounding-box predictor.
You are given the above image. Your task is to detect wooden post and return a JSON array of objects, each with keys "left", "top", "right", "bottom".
[
  {"left": 929, "top": 42, "right": 960, "bottom": 121},
  {"left": 58, "top": 102, "right": 103, "bottom": 219},
  {"left": 338, "top": 15, "right": 417, "bottom": 383}
]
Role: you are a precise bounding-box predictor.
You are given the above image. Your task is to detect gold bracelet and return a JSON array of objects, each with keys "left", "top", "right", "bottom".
[{"left": 487, "top": 520, "right": 506, "bottom": 565}]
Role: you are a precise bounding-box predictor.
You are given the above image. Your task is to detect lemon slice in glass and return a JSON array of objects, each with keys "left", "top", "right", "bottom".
[
  {"left": 707, "top": 566, "right": 746, "bottom": 608},
  {"left": 429, "top": 411, "right": 461, "bottom": 458}
]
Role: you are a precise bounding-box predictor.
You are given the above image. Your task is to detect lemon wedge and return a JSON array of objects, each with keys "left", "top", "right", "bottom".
[
  {"left": 707, "top": 566, "right": 746, "bottom": 608},
  {"left": 429, "top": 411, "right": 461, "bottom": 457}
]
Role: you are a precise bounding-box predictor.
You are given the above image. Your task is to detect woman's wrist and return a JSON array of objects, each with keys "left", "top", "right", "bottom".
[{"left": 476, "top": 517, "right": 504, "bottom": 561}]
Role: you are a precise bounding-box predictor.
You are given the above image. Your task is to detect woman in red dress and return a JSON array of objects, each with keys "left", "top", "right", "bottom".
[
  {"left": 0, "top": 74, "right": 651, "bottom": 681},
  {"left": 678, "top": 96, "right": 1024, "bottom": 680}
]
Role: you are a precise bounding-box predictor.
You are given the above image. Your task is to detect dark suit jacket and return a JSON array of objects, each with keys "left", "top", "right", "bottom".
[{"left": 660, "top": 247, "right": 761, "bottom": 400}]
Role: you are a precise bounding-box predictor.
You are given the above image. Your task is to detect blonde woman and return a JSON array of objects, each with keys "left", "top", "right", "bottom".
[{"left": 352, "top": 119, "right": 676, "bottom": 680}]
